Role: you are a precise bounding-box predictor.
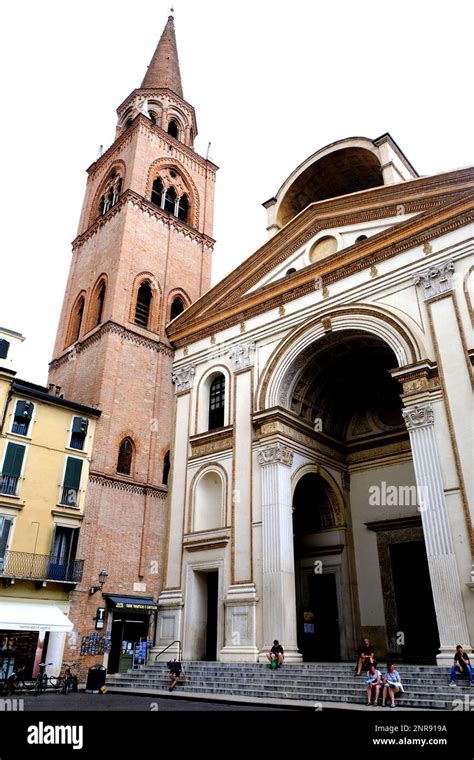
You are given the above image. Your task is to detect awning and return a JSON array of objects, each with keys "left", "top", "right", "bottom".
[
  {"left": 105, "top": 594, "right": 158, "bottom": 611},
  {"left": 0, "top": 601, "right": 73, "bottom": 632}
]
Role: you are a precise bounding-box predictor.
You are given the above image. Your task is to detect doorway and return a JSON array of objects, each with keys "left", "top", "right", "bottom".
[
  {"left": 293, "top": 472, "right": 343, "bottom": 661},
  {"left": 296, "top": 567, "right": 341, "bottom": 661},
  {"left": 185, "top": 568, "right": 219, "bottom": 661},
  {"left": 108, "top": 614, "right": 149, "bottom": 674},
  {"left": 390, "top": 541, "right": 439, "bottom": 663},
  {"left": 205, "top": 572, "right": 218, "bottom": 661}
]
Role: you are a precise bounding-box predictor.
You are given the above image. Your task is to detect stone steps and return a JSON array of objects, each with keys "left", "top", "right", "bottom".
[
  {"left": 105, "top": 661, "right": 470, "bottom": 710},
  {"left": 109, "top": 676, "right": 466, "bottom": 698}
]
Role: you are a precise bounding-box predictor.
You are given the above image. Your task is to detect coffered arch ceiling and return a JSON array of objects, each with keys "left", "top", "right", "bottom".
[
  {"left": 277, "top": 147, "right": 384, "bottom": 227},
  {"left": 286, "top": 330, "right": 404, "bottom": 441}
]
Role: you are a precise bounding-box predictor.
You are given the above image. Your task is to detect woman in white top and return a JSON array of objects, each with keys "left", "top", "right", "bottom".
[
  {"left": 364, "top": 664, "right": 382, "bottom": 706},
  {"left": 382, "top": 663, "right": 404, "bottom": 707}
]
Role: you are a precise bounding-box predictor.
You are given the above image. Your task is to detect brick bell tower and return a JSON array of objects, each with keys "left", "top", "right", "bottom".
[{"left": 48, "top": 14, "right": 217, "bottom": 672}]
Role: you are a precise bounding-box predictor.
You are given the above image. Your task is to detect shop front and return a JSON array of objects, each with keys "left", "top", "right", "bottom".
[
  {"left": 104, "top": 595, "right": 157, "bottom": 674},
  {"left": 0, "top": 599, "right": 73, "bottom": 680}
]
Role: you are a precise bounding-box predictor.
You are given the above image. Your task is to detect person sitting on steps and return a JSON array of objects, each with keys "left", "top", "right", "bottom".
[
  {"left": 355, "top": 637, "right": 376, "bottom": 676},
  {"left": 449, "top": 645, "right": 473, "bottom": 687},
  {"left": 167, "top": 659, "right": 182, "bottom": 691},
  {"left": 266, "top": 640, "right": 284, "bottom": 668},
  {"left": 364, "top": 663, "right": 382, "bottom": 706},
  {"left": 381, "top": 662, "right": 404, "bottom": 707}
]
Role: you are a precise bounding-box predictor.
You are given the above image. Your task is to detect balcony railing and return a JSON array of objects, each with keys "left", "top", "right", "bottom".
[
  {"left": 0, "top": 476, "right": 19, "bottom": 496},
  {"left": 0, "top": 551, "right": 84, "bottom": 583},
  {"left": 60, "top": 487, "right": 79, "bottom": 508},
  {"left": 11, "top": 420, "right": 29, "bottom": 436}
]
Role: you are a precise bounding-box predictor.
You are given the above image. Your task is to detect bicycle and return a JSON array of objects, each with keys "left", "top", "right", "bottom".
[
  {"left": 34, "top": 662, "right": 62, "bottom": 695},
  {"left": 61, "top": 662, "right": 79, "bottom": 694},
  {"left": 2, "top": 666, "right": 36, "bottom": 696}
]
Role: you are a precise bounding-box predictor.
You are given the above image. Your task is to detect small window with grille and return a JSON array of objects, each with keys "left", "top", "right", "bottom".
[{"left": 208, "top": 376, "right": 225, "bottom": 430}]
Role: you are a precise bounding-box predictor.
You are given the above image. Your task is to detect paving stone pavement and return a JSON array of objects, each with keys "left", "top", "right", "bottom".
[{"left": 15, "top": 691, "right": 289, "bottom": 711}]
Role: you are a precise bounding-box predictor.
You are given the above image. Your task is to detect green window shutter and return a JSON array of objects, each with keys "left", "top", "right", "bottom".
[
  {"left": 72, "top": 417, "right": 88, "bottom": 435},
  {"left": 0, "top": 339, "right": 9, "bottom": 359},
  {"left": 63, "top": 457, "right": 83, "bottom": 490},
  {"left": 2, "top": 443, "right": 26, "bottom": 478}
]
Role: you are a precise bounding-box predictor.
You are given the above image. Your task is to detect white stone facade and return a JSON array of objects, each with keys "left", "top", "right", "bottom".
[{"left": 155, "top": 137, "right": 474, "bottom": 666}]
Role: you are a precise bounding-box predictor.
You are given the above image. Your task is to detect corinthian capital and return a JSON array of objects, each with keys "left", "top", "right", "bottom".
[
  {"left": 257, "top": 442, "right": 293, "bottom": 467},
  {"left": 172, "top": 364, "right": 195, "bottom": 393},
  {"left": 228, "top": 340, "right": 256, "bottom": 372},
  {"left": 413, "top": 259, "right": 454, "bottom": 301},
  {"left": 402, "top": 403, "right": 434, "bottom": 430}
]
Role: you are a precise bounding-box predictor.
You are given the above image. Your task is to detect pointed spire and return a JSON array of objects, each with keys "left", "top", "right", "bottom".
[{"left": 141, "top": 14, "right": 183, "bottom": 98}]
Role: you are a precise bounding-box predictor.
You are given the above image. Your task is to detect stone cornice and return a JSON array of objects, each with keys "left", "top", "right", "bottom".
[
  {"left": 49, "top": 320, "right": 174, "bottom": 371},
  {"left": 169, "top": 191, "right": 474, "bottom": 346},
  {"left": 253, "top": 406, "right": 346, "bottom": 459},
  {"left": 390, "top": 360, "right": 441, "bottom": 398},
  {"left": 169, "top": 167, "right": 474, "bottom": 333},
  {"left": 72, "top": 188, "right": 215, "bottom": 251},
  {"left": 189, "top": 426, "right": 233, "bottom": 459},
  {"left": 365, "top": 516, "right": 422, "bottom": 532},
  {"left": 89, "top": 471, "right": 168, "bottom": 498}
]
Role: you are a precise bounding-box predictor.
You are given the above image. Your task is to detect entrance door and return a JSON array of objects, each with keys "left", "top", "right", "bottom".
[
  {"left": 297, "top": 571, "right": 341, "bottom": 661},
  {"left": 205, "top": 572, "right": 218, "bottom": 661},
  {"left": 108, "top": 614, "right": 149, "bottom": 674},
  {"left": 390, "top": 541, "right": 439, "bottom": 663}
]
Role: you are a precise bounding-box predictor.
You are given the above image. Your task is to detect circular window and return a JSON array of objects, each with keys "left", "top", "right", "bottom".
[
  {"left": 309, "top": 236, "right": 338, "bottom": 264},
  {"left": 355, "top": 234, "right": 368, "bottom": 243},
  {"left": 169, "top": 169, "right": 177, "bottom": 179},
  {"left": 286, "top": 268, "right": 297, "bottom": 276}
]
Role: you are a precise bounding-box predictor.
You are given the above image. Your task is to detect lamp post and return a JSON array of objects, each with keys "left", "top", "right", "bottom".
[{"left": 89, "top": 569, "right": 108, "bottom": 596}]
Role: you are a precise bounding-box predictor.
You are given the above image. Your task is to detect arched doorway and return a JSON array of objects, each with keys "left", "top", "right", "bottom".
[
  {"left": 293, "top": 472, "right": 346, "bottom": 661},
  {"left": 282, "top": 328, "right": 439, "bottom": 662}
]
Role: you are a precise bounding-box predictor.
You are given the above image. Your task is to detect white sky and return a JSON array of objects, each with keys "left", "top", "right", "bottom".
[{"left": 1, "top": 0, "right": 473, "bottom": 384}]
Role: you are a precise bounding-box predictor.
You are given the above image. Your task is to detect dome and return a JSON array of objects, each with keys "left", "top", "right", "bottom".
[{"left": 263, "top": 134, "right": 418, "bottom": 235}]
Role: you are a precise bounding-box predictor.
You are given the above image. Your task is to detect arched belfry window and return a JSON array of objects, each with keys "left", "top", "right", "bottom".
[
  {"left": 89, "top": 281, "right": 106, "bottom": 330},
  {"left": 96, "top": 283, "right": 106, "bottom": 325},
  {"left": 134, "top": 281, "right": 153, "bottom": 328},
  {"left": 168, "top": 119, "right": 179, "bottom": 139},
  {"left": 170, "top": 297, "right": 185, "bottom": 321},
  {"left": 151, "top": 177, "right": 163, "bottom": 208},
  {"left": 149, "top": 168, "right": 192, "bottom": 227},
  {"left": 208, "top": 375, "right": 225, "bottom": 430},
  {"left": 162, "top": 451, "right": 170, "bottom": 486},
  {"left": 68, "top": 296, "right": 85, "bottom": 346},
  {"left": 164, "top": 186, "right": 177, "bottom": 215},
  {"left": 99, "top": 172, "right": 122, "bottom": 216},
  {"left": 117, "top": 437, "right": 134, "bottom": 476},
  {"left": 177, "top": 194, "right": 189, "bottom": 223}
]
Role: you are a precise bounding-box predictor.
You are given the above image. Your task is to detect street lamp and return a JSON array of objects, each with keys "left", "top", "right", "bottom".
[{"left": 89, "top": 569, "right": 109, "bottom": 596}]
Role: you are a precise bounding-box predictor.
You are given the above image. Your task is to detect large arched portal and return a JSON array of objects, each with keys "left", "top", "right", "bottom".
[{"left": 284, "top": 330, "right": 439, "bottom": 663}]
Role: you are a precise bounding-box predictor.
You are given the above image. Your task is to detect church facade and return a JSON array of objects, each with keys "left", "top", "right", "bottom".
[
  {"left": 46, "top": 15, "right": 473, "bottom": 671},
  {"left": 157, "top": 136, "right": 474, "bottom": 666}
]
